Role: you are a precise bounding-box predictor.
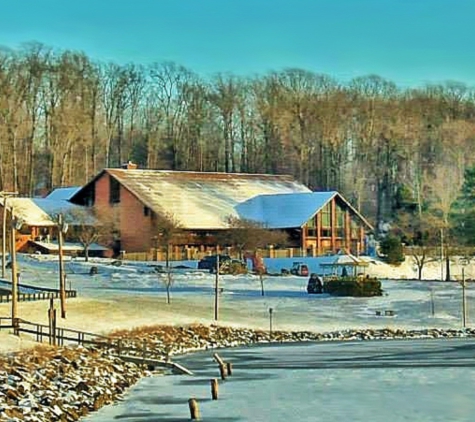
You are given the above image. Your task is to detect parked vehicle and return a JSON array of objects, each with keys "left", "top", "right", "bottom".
[
  {"left": 290, "top": 262, "right": 309, "bottom": 277},
  {"left": 197, "top": 255, "right": 231, "bottom": 272},
  {"left": 307, "top": 273, "right": 323, "bottom": 294}
]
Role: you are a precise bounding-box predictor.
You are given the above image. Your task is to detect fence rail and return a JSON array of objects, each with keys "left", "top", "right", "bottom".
[
  {"left": 0, "top": 316, "right": 13, "bottom": 329},
  {"left": 0, "top": 290, "right": 77, "bottom": 304},
  {"left": 122, "top": 247, "right": 323, "bottom": 262}
]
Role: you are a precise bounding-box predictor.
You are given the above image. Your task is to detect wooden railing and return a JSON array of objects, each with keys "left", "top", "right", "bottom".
[
  {"left": 1, "top": 317, "right": 166, "bottom": 362},
  {"left": 0, "top": 316, "right": 13, "bottom": 329},
  {"left": 0, "top": 290, "right": 77, "bottom": 304}
]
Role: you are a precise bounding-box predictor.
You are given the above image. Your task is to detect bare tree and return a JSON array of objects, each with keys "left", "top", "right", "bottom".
[
  {"left": 64, "top": 207, "right": 116, "bottom": 261},
  {"left": 154, "top": 212, "right": 182, "bottom": 304},
  {"left": 219, "top": 216, "right": 286, "bottom": 259}
]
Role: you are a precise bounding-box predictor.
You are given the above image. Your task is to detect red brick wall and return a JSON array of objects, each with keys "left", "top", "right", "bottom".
[
  {"left": 94, "top": 173, "right": 153, "bottom": 253},
  {"left": 119, "top": 187, "right": 154, "bottom": 252}
]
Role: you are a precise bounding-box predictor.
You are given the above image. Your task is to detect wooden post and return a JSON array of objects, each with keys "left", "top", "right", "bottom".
[
  {"left": 214, "top": 252, "right": 219, "bottom": 321},
  {"left": 52, "top": 308, "right": 57, "bottom": 346},
  {"left": 210, "top": 378, "right": 219, "bottom": 400},
  {"left": 188, "top": 398, "right": 200, "bottom": 420},
  {"left": 1, "top": 196, "right": 7, "bottom": 279},
  {"left": 58, "top": 213, "right": 66, "bottom": 319},
  {"left": 226, "top": 361, "right": 233, "bottom": 376},
  {"left": 219, "top": 363, "right": 227, "bottom": 380},
  {"left": 213, "top": 353, "right": 225, "bottom": 367},
  {"left": 430, "top": 288, "right": 435, "bottom": 317},
  {"left": 142, "top": 339, "right": 147, "bottom": 365},
  {"left": 10, "top": 220, "right": 18, "bottom": 323}
]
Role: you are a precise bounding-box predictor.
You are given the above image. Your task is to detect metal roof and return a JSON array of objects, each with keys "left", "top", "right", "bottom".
[
  {"left": 236, "top": 191, "right": 373, "bottom": 229},
  {"left": 0, "top": 198, "right": 88, "bottom": 227},
  {"left": 102, "top": 169, "right": 312, "bottom": 229},
  {"left": 236, "top": 192, "right": 337, "bottom": 228},
  {"left": 46, "top": 187, "right": 81, "bottom": 201},
  {"left": 31, "top": 240, "right": 108, "bottom": 252}
]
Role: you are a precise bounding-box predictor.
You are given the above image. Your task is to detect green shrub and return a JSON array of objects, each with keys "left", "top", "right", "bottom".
[
  {"left": 379, "top": 235, "right": 405, "bottom": 264},
  {"left": 323, "top": 277, "right": 382, "bottom": 297}
]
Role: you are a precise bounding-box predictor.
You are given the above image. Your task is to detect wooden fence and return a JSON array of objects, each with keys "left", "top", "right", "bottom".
[
  {"left": 0, "top": 317, "right": 191, "bottom": 372},
  {"left": 1, "top": 317, "right": 166, "bottom": 362},
  {"left": 122, "top": 247, "right": 317, "bottom": 262},
  {"left": 0, "top": 290, "right": 77, "bottom": 304},
  {"left": 0, "top": 316, "right": 13, "bottom": 329}
]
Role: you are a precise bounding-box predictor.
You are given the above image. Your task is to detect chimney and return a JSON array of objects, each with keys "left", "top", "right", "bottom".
[{"left": 121, "top": 161, "right": 138, "bottom": 170}]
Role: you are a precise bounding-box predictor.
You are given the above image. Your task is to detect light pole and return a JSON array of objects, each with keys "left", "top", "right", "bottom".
[
  {"left": 459, "top": 257, "right": 469, "bottom": 329},
  {"left": 440, "top": 228, "right": 444, "bottom": 282},
  {"left": 57, "top": 213, "right": 69, "bottom": 319},
  {"left": 269, "top": 308, "right": 273, "bottom": 341}
]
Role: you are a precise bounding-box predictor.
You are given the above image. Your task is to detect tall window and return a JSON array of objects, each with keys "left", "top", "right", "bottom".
[
  {"left": 321, "top": 202, "right": 332, "bottom": 237},
  {"left": 335, "top": 206, "right": 345, "bottom": 238},
  {"left": 351, "top": 218, "right": 359, "bottom": 238},
  {"left": 306, "top": 215, "right": 316, "bottom": 237},
  {"left": 109, "top": 176, "right": 120, "bottom": 204}
]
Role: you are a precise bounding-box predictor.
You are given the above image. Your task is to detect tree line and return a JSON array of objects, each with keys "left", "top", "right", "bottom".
[{"left": 2, "top": 42, "right": 475, "bottom": 240}]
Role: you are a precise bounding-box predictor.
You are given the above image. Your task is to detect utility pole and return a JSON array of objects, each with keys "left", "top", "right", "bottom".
[
  {"left": 460, "top": 257, "right": 469, "bottom": 329},
  {"left": 214, "top": 253, "right": 220, "bottom": 321},
  {"left": 462, "top": 267, "right": 467, "bottom": 328},
  {"left": 440, "top": 228, "right": 444, "bottom": 282},
  {"left": 1, "top": 192, "right": 18, "bottom": 279},
  {"left": 9, "top": 210, "right": 23, "bottom": 325},
  {"left": 58, "top": 213, "right": 68, "bottom": 318}
]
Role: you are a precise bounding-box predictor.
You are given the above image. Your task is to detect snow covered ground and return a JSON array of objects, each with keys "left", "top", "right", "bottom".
[
  {"left": 2, "top": 254, "right": 475, "bottom": 421},
  {"left": 2, "top": 253, "right": 474, "bottom": 335}
]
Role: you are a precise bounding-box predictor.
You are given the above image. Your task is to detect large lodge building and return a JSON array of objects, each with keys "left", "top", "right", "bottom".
[{"left": 66, "top": 163, "right": 373, "bottom": 259}]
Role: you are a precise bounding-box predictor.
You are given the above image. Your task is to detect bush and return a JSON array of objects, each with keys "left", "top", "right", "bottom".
[
  {"left": 323, "top": 277, "right": 382, "bottom": 297},
  {"left": 379, "top": 235, "right": 405, "bottom": 264}
]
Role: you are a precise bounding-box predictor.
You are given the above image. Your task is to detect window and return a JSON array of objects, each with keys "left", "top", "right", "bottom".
[
  {"left": 321, "top": 203, "right": 331, "bottom": 237},
  {"left": 335, "top": 206, "right": 345, "bottom": 238},
  {"left": 109, "top": 176, "right": 120, "bottom": 204},
  {"left": 306, "top": 215, "right": 316, "bottom": 237},
  {"left": 143, "top": 206, "right": 150, "bottom": 217},
  {"left": 351, "top": 218, "right": 359, "bottom": 238}
]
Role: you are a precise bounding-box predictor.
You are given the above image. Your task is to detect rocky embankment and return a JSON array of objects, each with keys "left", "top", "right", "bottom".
[{"left": 2, "top": 324, "right": 475, "bottom": 421}]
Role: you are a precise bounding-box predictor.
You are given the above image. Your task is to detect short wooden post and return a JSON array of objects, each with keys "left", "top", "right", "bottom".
[
  {"left": 48, "top": 298, "right": 54, "bottom": 345},
  {"left": 188, "top": 398, "right": 200, "bottom": 420},
  {"left": 52, "top": 309, "right": 57, "bottom": 346},
  {"left": 12, "top": 318, "right": 19, "bottom": 336},
  {"left": 210, "top": 378, "right": 219, "bottom": 400},
  {"left": 142, "top": 339, "right": 147, "bottom": 365},
  {"left": 219, "top": 363, "right": 227, "bottom": 380},
  {"left": 226, "top": 361, "right": 233, "bottom": 376},
  {"left": 213, "top": 353, "right": 225, "bottom": 366}
]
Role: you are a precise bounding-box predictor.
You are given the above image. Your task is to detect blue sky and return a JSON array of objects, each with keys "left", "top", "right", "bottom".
[{"left": 1, "top": 0, "right": 474, "bottom": 87}]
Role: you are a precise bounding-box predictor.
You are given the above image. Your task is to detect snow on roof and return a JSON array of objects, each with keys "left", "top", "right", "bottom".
[
  {"left": 236, "top": 192, "right": 337, "bottom": 228},
  {"left": 31, "top": 240, "right": 108, "bottom": 252},
  {"left": 320, "top": 253, "right": 369, "bottom": 267},
  {"left": 103, "top": 169, "right": 312, "bottom": 229},
  {"left": 0, "top": 198, "right": 89, "bottom": 227},
  {"left": 46, "top": 187, "right": 81, "bottom": 201},
  {"left": 1, "top": 198, "right": 56, "bottom": 227}
]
